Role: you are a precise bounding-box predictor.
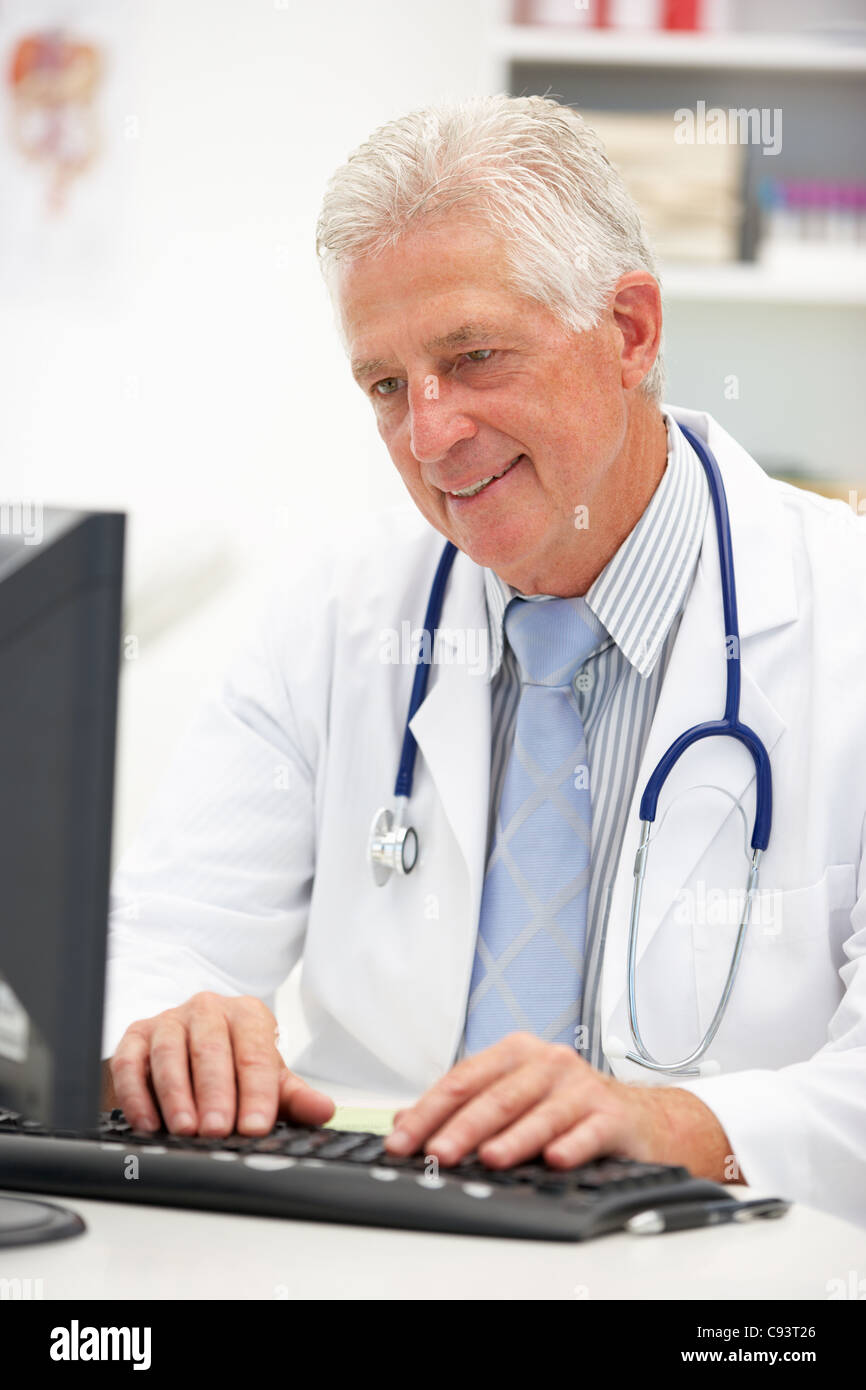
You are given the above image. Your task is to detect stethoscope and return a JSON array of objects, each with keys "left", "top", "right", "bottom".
[{"left": 368, "top": 423, "right": 772, "bottom": 1076}]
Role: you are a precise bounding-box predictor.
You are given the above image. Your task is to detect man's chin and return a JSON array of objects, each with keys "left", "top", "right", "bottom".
[{"left": 448, "top": 527, "right": 535, "bottom": 581}]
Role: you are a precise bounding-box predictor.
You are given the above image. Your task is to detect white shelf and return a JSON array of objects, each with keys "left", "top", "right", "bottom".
[
  {"left": 660, "top": 261, "right": 866, "bottom": 304},
  {"left": 494, "top": 25, "right": 866, "bottom": 73}
]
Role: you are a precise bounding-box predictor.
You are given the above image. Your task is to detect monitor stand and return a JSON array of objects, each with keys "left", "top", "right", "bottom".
[{"left": 0, "top": 1193, "right": 86, "bottom": 1246}]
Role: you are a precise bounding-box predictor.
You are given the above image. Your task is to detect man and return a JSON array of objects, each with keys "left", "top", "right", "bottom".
[{"left": 103, "top": 95, "right": 866, "bottom": 1223}]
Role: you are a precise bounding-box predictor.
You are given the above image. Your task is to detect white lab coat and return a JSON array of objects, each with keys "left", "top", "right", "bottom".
[{"left": 105, "top": 406, "right": 866, "bottom": 1225}]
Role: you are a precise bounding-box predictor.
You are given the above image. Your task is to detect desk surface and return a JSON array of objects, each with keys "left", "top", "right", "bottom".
[{"left": 2, "top": 1081, "right": 864, "bottom": 1300}]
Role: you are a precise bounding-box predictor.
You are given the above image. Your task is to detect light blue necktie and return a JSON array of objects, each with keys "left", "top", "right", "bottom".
[{"left": 464, "top": 596, "right": 598, "bottom": 1054}]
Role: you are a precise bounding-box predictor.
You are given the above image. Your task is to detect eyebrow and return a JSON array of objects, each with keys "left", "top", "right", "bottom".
[{"left": 350, "top": 320, "right": 515, "bottom": 384}]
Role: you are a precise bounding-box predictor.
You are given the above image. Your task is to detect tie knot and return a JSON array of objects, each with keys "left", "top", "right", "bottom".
[{"left": 504, "top": 595, "right": 600, "bottom": 686}]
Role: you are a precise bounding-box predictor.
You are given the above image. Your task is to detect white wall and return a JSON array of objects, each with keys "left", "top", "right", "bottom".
[
  {"left": 662, "top": 299, "right": 866, "bottom": 481},
  {"left": 0, "top": 0, "right": 494, "bottom": 859}
]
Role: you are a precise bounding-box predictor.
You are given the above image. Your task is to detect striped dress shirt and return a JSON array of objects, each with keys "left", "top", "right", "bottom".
[{"left": 460, "top": 413, "right": 709, "bottom": 1073}]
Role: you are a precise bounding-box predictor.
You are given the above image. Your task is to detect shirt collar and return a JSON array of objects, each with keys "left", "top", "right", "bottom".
[{"left": 482, "top": 411, "right": 709, "bottom": 681}]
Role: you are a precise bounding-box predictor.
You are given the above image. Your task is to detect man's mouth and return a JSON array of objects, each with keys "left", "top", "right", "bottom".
[{"left": 446, "top": 453, "right": 525, "bottom": 500}]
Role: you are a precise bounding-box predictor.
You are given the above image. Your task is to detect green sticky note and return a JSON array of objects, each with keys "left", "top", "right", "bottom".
[{"left": 326, "top": 1105, "right": 397, "bottom": 1136}]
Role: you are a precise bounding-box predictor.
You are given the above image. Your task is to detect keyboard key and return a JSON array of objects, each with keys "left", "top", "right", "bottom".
[
  {"left": 535, "top": 1178, "right": 570, "bottom": 1196},
  {"left": 344, "top": 1140, "right": 387, "bottom": 1163},
  {"left": 314, "top": 1135, "right": 371, "bottom": 1159}
]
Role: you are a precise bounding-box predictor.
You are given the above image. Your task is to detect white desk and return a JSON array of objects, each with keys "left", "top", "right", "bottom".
[{"left": 2, "top": 1080, "right": 864, "bottom": 1301}]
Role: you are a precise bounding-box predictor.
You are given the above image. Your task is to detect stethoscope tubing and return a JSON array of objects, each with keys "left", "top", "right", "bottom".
[
  {"left": 643, "top": 425, "right": 771, "bottom": 853},
  {"left": 371, "top": 423, "right": 773, "bottom": 1077},
  {"left": 393, "top": 538, "right": 458, "bottom": 801}
]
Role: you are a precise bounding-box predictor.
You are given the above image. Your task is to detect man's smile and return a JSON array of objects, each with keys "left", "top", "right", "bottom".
[{"left": 442, "top": 452, "right": 527, "bottom": 503}]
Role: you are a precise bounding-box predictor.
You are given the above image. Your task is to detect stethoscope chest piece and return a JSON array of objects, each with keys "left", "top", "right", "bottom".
[{"left": 368, "top": 805, "right": 418, "bottom": 885}]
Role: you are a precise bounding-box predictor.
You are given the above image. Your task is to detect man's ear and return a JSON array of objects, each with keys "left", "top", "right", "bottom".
[{"left": 611, "top": 271, "right": 662, "bottom": 393}]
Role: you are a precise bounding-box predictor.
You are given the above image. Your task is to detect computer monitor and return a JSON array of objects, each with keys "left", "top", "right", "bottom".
[{"left": 0, "top": 506, "right": 124, "bottom": 1133}]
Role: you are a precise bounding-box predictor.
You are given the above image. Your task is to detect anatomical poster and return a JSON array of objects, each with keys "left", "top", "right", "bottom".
[{"left": 0, "top": 0, "right": 137, "bottom": 299}]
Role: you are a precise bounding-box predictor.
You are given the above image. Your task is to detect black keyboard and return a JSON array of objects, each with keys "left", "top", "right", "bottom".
[{"left": 0, "top": 1108, "right": 733, "bottom": 1241}]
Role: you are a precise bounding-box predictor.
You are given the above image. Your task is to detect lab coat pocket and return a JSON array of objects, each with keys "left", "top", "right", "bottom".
[{"left": 691, "top": 864, "right": 857, "bottom": 1069}]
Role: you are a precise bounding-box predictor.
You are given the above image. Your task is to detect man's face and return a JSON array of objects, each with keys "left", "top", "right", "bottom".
[{"left": 338, "top": 218, "right": 631, "bottom": 590}]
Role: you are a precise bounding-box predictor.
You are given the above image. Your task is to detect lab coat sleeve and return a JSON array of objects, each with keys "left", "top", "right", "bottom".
[
  {"left": 672, "top": 814, "right": 866, "bottom": 1226},
  {"left": 101, "top": 577, "right": 318, "bottom": 1059}
]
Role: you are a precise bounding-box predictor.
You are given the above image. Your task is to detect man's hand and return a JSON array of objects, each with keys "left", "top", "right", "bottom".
[
  {"left": 103, "top": 993, "right": 334, "bottom": 1138},
  {"left": 384, "top": 1033, "right": 740, "bottom": 1183}
]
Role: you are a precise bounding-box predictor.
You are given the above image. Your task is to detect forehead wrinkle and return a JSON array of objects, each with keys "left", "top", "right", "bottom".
[
  {"left": 351, "top": 319, "right": 516, "bottom": 383},
  {"left": 424, "top": 320, "right": 509, "bottom": 352}
]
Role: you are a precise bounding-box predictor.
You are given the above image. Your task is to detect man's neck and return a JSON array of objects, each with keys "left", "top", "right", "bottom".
[{"left": 498, "top": 403, "right": 669, "bottom": 598}]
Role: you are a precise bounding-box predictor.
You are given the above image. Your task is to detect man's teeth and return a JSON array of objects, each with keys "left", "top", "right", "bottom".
[
  {"left": 450, "top": 455, "right": 521, "bottom": 498},
  {"left": 452, "top": 475, "right": 495, "bottom": 498}
]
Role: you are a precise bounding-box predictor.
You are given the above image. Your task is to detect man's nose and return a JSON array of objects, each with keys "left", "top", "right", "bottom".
[{"left": 407, "top": 380, "right": 476, "bottom": 464}]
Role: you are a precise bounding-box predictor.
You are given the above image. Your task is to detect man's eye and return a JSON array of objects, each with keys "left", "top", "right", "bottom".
[
  {"left": 464, "top": 349, "right": 493, "bottom": 362},
  {"left": 373, "top": 377, "right": 403, "bottom": 396}
]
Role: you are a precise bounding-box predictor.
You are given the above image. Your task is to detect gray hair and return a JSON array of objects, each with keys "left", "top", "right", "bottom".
[{"left": 316, "top": 93, "right": 664, "bottom": 401}]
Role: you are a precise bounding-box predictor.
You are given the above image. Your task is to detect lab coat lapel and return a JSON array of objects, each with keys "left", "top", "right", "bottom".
[{"left": 600, "top": 413, "right": 797, "bottom": 1036}]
